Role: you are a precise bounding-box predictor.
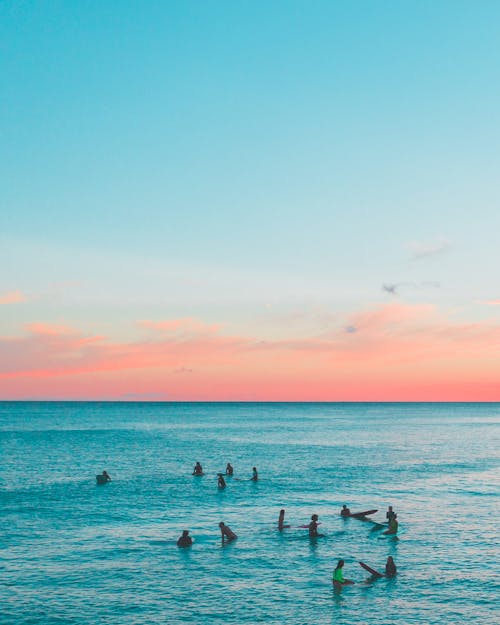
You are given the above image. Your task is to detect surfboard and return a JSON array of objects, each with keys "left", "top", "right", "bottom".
[
  {"left": 347, "top": 509, "right": 378, "bottom": 518},
  {"left": 359, "top": 561, "right": 383, "bottom": 577}
]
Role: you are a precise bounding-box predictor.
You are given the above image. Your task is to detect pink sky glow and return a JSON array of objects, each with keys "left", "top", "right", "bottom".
[{"left": 1, "top": 304, "right": 499, "bottom": 401}]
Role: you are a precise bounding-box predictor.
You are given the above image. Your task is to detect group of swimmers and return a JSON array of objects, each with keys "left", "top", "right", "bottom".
[
  {"left": 192, "top": 461, "right": 258, "bottom": 485},
  {"left": 98, "top": 465, "right": 398, "bottom": 586}
]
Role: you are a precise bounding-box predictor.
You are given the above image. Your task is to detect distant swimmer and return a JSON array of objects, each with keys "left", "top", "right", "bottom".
[
  {"left": 96, "top": 471, "right": 111, "bottom": 484},
  {"left": 192, "top": 462, "right": 203, "bottom": 476},
  {"left": 217, "top": 473, "right": 227, "bottom": 489},
  {"left": 386, "top": 506, "right": 396, "bottom": 523},
  {"left": 385, "top": 556, "right": 397, "bottom": 577},
  {"left": 251, "top": 467, "right": 258, "bottom": 481},
  {"left": 226, "top": 463, "right": 234, "bottom": 476},
  {"left": 278, "top": 509, "right": 290, "bottom": 530},
  {"left": 332, "top": 559, "right": 354, "bottom": 588},
  {"left": 340, "top": 505, "right": 351, "bottom": 517},
  {"left": 219, "top": 522, "right": 237, "bottom": 543},
  {"left": 177, "top": 530, "right": 193, "bottom": 547},
  {"left": 308, "top": 514, "right": 324, "bottom": 538},
  {"left": 383, "top": 514, "right": 398, "bottom": 535}
]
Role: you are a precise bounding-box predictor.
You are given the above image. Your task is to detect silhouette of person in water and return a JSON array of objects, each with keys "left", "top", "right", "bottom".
[
  {"left": 386, "top": 506, "right": 396, "bottom": 522},
  {"left": 96, "top": 471, "right": 111, "bottom": 484},
  {"left": 384, "top": 514, "right": 398, "bottom": 535},
  {"left": 308, "top": 514, "right": 324, "bottom": 538},
  {"left": 251, "top": 467, "right": 258, "bottom": 481},
  {"left": 385, "top": 556, "right": 397, "bottom": 576},
  {"left": 219, "top": 522, "right": 237, "bottom": 543},
  {"left": 217, "top": 473, "right": 226, "bottom": 488},
  {"left": 225, "top": 463, "right": 234, "bottom": 476},
  {"left": 333, "top": 559, "right": 354, "bottom": 587},
  {"left": 340, "top": 505, "right": 350, "bottom": 517},
  {"left": 192, "top": 462, "right": 203, "bottom": 476},
  {"left": 177, "top": 530, "right": 192, "bottom": 547}
]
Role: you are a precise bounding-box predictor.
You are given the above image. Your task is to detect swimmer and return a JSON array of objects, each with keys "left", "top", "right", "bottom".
[
  {"left": 308, "top": 514, "right": 324, "bottom": 538},
  {"left": 217, "top": 473, "right": 226, "bottom": 489},
  {"left": 219, "top": 521, "right": 237, "bottom": 543},
  {"left": 192, "top": 462, "right": 203, "bottom": 476},
  {"left": 251, "top": 467, "right": 258, "bottom": 481},
  {"left": 340, "top": 505, "right": 350, "bottom": 517},
  {"left": 96, "top": 470, "right": 111, "bottom": 484},
  {"left": 177, "top": 530, "right": 192, "bottom": 547},
  {"left": 385, "top": 556, "right": 397, "bottom": 577},
  {"left": 383, "top": 514, "right": 398, "bottom": 535},
  {"left": 226, "top": 463, "right": 234, "bottom": 476},
  {"left": 386, "top": 506, "right": 396, "bottom": 523},
  {"left": 332, "top": 559, "right": 354, "bottom": 587},
  {"left": 102, "top": 471, "right": 111, "bottom": 482},
  {"left": 278, "top": 509, "right": 290, "bottom": 530}
]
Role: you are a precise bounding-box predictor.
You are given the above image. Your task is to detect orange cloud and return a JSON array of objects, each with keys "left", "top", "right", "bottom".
[
  {"left": 0, "top": 290, "right": 27, "bottom": 305},
  {"left": 0, "top": 307, "right": 499, "bottom": 400}
]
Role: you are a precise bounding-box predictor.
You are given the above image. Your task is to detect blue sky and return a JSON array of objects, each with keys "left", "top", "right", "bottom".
[{"left": 1, "top": 1, "right": 499, "bottom": 399}]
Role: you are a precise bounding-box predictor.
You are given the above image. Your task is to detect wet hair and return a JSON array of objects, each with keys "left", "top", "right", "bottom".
[
  {"left": 311, "top": 514, "right": 318, "bottom": 520},
  {"left": 182, "top": 530, "right": 189, "bottom": 536},
  {"left": 280, "top": 509, "right": 285, "bottom": 514},
  {"left": 335, "top": 559, "right": 345, "bottom": 570}
]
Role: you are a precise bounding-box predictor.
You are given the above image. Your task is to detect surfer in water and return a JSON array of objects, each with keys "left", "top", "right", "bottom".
[
  {"left": 96, "top": 470, "right": 111, "bottom": 484},
  {"left": 384, "top": 514, "right": 398, "bottom": 535},
  {"left": 386, "top": 506, "right": 396, "bottom": 523},
  {"left": 340, "top": 505, "right": 351, "bottom": 517},
  {"left": 278, "top": 509, "right": 290, "bottom": 530},
  {"left": 333, "top": 559, "right": 354, "bottom": 588},
  {"left": 385, "top": 556, "right": 397, "bottom": 576},
  {"left": 192, "top": 462, "right": 203, "bottom": 476},
  {"left": 177, "top": 530, "right": 192, "bottom": 547},
  {"left": 251, "top": 467, "right": 258, "bottom": 481},
  {"left": 217, "top": 473, "right": 226, "bottom": 489},
  {"left": 225, "top": 463, "right": 234, "bottom": 476},
  {"left": 308, "top": 514, "right": 324, "bottom": 538},
  {"left": 219, "top": 522, "right": 237, "bottom": 543}
]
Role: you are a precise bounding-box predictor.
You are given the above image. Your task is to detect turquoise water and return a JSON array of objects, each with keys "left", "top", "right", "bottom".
[{"left": 1, "top": 402, "right": 499, "bottom": 624}]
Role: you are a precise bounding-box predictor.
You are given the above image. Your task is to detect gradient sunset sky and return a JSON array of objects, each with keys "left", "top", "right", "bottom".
[{"left": 1, "top": 1, "right": 499, "bottom": 400}]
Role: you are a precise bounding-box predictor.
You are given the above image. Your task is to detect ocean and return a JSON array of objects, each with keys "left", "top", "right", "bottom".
[{"left": 1, "top": 402, "right": 498, "bottom": 624}]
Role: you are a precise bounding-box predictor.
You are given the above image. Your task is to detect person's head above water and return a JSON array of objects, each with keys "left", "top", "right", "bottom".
[
  {"left": 335, "top": 559, "right": 345, "bottom": 570},
  {"left": 219, "top": 522, "right": 225, "bottom": 528},
  {"left": 182, "top": 530, "right": 189, "bottom": 536},
  {"left": 342, "top": 505, "right": 348, "bottom": 510},
  {"left": 311, "top": 514, "right": 318, "bottom": 521}
]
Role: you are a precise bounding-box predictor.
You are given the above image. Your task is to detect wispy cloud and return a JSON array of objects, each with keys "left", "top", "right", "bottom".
[
  {"left": 407, "top": 237, "right": 451, "bottom": 260},
  {"left": 382, "top": 282, "right": 440, "bottom": 296},
  {"left": 0, "top": 290, "right": 28, "bottom": 305}
]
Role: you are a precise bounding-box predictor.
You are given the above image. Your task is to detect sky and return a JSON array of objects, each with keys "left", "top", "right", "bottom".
[{"left": 1, "top": 0, "right": 499, "bottom": 400}]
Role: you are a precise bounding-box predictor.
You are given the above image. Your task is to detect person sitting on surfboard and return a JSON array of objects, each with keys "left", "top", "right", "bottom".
[
  {"left": 251, "top": 467, "right": 258, "bottom": 481},
  {"left": 192, "top": 462, "right": 203, "bottom": 476},
  {"left": 386, "top": 506, "right": 396, "bottom": 523},
  {"left": 96, "top": 471, "right": 111, "bottom": 484},
  {"left": 225, "top": 463, "right": 234, "bottom": 476},
  {"left": 383, "top": 514, "right": 398, "bottom": 535},
  {"left": 333, "top": 559, "right": 354, "bottom": 587},
  {"left": 340, "top": 505, "right": 351, "bottom": 517},
  {"left": 217, "top": 473, "right": 226, "bottom": 488},
  {"left": 177, "top": 530, "right": 193, "bottom": 547},
  {"left": 278, "top": 509, "right": 290, "bottom": 530},
  {"left": 219, "top": 522, "right": 237, "bottom": 543},
  {"left": 385, "top": 556, "right": 397, "bottom": 576}
]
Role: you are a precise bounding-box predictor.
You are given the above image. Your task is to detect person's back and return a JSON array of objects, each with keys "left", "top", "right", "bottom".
[
  {"left": 219, "top": 522, "right": 237, "bottom": 542},
  {"left": 217, "top": 473, "right": 226, "bottom": 488},
  {"left": 177, "top": 530, "right": 193, "bottom": 547},
  {"left": 226, "top": 463, "right": 233, "bottom": 476},
  {"left": 309, "top": 514, "right": 319, "bottom": 537},
  {"left": 386, "top": 506, "right": 396, "bottom": 522},
  {"left": 385, "top": 515, "right": 398, "bottom": 534},
  {"left": 385, "top": 556, "right": 397, "bottom": 576},
  {"left": 278, "top": 509, "right": 286, "bottom": 530},
  {"left": 251, "top": 467, "right": 258, "bottom": 481}
]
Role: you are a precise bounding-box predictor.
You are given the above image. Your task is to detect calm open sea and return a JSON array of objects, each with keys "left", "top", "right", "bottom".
[{"left": 1, "top": 402, "right": 498, "bottom": 624}]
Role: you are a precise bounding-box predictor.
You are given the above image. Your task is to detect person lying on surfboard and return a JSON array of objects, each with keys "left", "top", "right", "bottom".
[
  {"left": 333, "top": 559, "right": 354, "bottom": 587},
  {"left": 340, "top": 505, "right": 351, "bottom": 517}
]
